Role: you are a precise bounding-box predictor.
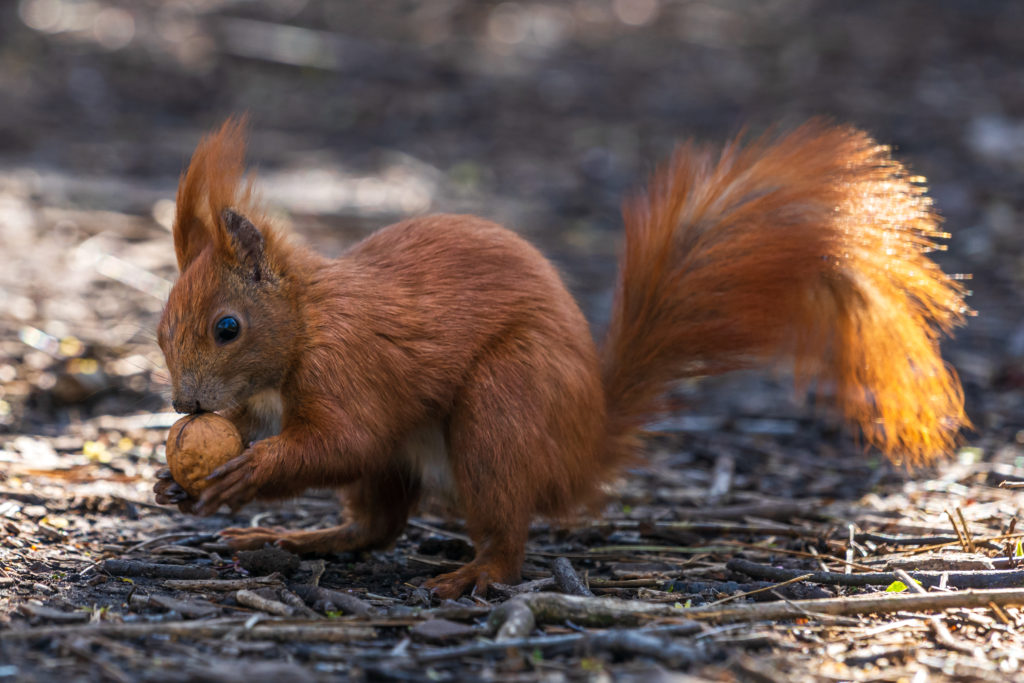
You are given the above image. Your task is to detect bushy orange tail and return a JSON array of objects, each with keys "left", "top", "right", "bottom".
[{"left": 602, "top": 121, "right": 970, "bottom": 466}]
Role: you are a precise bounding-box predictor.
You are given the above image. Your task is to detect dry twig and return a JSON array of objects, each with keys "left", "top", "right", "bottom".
[
  {"left": 99, "top": 559, "right": 217, "bottom": 580},
  {"left": 162, "top": 575, "right": 285, "bottom": 592},
  {"left": 235, "top": 589, "right": 295, "bottom": 617},
  {"left": 552, "top": 557, "right": 594, "bottom": 597},
  {"left": 727, "top": 558, "right": 1024, "bottom": 589},
  {"left": 488, "top": 598, "right": 536, "bottom": 640},
  {"left": 0, "top": 618, "right": 376, "bottom": 642},
  {"left": 682, "top": 587, "right": 1024, "bottom": 624},
  {"left": 288, "top": 584, "right": 374, "bottom": 616}
]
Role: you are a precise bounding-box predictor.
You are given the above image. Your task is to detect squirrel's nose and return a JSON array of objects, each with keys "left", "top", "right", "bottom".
[{"left": 172, "top": 397, "right": 201, "bottom": 414}]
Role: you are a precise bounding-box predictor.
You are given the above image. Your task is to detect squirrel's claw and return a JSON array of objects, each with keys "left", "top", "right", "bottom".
[
  {"left": 195, "top": 449, "right": 260, "bottom": 516},
  {"left": 153, "top": 467, "right": 196, "bottom": 513}
]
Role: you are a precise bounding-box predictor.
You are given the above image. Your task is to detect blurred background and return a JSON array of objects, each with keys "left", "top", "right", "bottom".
[{"left": 0, "top": 0, "right": 1022, "bottom": 457}]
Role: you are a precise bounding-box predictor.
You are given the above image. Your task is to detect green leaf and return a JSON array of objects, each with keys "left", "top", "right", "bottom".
[
  {"left": 886, "top": 580, "right": 908, "bottom": 592},
  {"left": 1015, "top": 539, "right": 1023, "bottom": 559}
]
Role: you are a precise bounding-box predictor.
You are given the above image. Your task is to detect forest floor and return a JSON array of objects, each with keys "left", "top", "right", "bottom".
[{"left": 3, "top": 1, "right": 1024, "bottom": 681}]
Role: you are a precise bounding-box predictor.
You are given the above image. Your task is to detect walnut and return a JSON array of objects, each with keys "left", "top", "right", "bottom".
[{"left": 165, "top": 413, "right": 243, "bottom": 497}]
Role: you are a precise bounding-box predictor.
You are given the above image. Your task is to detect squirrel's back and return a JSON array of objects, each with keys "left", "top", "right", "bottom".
[{"left": 290, "top": 213, "right": 610, "bottom": 512}]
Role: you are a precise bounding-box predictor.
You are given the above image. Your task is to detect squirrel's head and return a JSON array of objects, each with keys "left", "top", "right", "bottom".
[{"left": 159, "top": 117, "right": 297, "bottom": 414}]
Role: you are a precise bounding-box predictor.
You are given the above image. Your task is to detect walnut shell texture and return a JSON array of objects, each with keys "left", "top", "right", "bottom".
[{"left": 166, "top": 413, "right": 243, "bottom": 497}]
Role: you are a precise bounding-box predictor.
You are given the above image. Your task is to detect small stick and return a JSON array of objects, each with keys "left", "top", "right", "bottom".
[
  {"left": 513, "top": 592, "right": 703, "bottom": 627},
  {"left": 489, "top": 578, "right": 557, "bottom": 599},
  {"left": 288, "top": 584, "right": 374, "bottom": 616},
  {"left": 128, "top": 593, "right": 220, "bottom": 619},
  {"left": 678, "top": 587, "right": 1024, "bottom": 624},
  {"left": 587, "top": 579, "right": 666, "bottom": 589},
  {"left": 707, "top": 452, "right": 735, "bottom": 501},
  {"left": 308, "top": 559, "right": 326, "bottom": 587},
  {"left": 489, "top": 598, "right": 536, "bottom": 640},
  {"left": 278, "top": 588, "right": 323, "bottom": 619},
  {"left": 483, "top": 588, "right": 1024, "bottom": 632},
  {"left": 99, "top": 559, "right": 217, "bottom": 580},
  {"left": 406, "top": 519, "right": 473, "bottom": 544},
  {"left": 946, "top": 509, "right": 969, "bottom": 552},
  {"left": 552, "top": 557, "right": 593, "bottom": 597},
  {"left": 987, "top": 601, "right": 1012, "bottom": 626},
  {"left": 236, "top": 589, "right": 295, "bottom": 617},
  {"left": 807, "top": 547, "right": 830, "bottom": 574},
  {"left": 727, "top": 558, "right": 1024, "bottom": 589},
  {"left": 955, "top": 507, "right": 977, "bottom": 553},
  {"left": 707, "top": 573, "right": 815, "bottom": 607},
  {"left": 123, "top": 532, "right": 217, "bottom": 554},
  {"left": 163, "top": 575, "right": 285, "bottom": 591},
  {"left": 852, "top": 533, "right": 961, "bottom": 547},
  {"left": 19, "top": 604, "right": 90, "bottom": 623},
  {"left": 0, "top": 618, "right": 376, "bottom": 642},
  {"left": 846, "top": 525, "right": 855, "bottom": 575}
]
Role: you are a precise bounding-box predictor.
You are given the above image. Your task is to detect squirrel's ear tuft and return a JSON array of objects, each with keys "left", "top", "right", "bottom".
[
  {"left": 173, "top": 116, "right": 250, "bottom": 271},
  {"left": 221, "top": 208, "right": 266, "bottom": 282}
]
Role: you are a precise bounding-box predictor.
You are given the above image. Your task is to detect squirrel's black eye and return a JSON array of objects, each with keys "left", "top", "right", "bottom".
[{"left": 214, "top": 316, "right": 240, "bottom": 344}]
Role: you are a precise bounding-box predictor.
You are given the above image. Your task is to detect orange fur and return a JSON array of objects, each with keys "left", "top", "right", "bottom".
[
  {"left": 154, "top": 117, "right": 969, "bottom": 598},
  {"left": 603, "top": 122, "right": 969, "bottom": 467}
]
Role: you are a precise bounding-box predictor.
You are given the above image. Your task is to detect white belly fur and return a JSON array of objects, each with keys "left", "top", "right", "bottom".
[
  {"left": 246, "top": 389, "right": 283, "bottom": 442},
  {"left": 400, "top": 420, "right": 456, "bottom": 506}
]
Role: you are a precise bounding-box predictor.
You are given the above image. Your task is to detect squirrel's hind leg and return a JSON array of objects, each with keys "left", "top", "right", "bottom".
[
  {"left": 219, "top": 463, "right": 422, "bottom": 554},
  {"left": 423, "top": 337, "right": 592, "bottom": 599}
]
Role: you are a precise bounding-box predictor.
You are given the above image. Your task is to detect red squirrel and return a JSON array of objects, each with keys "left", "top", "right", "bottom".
[{"left": 154, "top": 117, "right": 970, "bottom": 598}]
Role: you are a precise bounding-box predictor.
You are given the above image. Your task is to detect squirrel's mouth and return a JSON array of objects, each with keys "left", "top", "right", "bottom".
[{"left": 172, "top": 396, "right": 212, "bottom": 415}]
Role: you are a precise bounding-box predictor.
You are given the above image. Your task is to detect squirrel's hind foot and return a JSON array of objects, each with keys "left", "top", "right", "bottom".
[
  {"left": 219, "top": 524, "right": 377, "bottom": 554},
  {"left": 422, "top": 560, "right": 521, "bottom": 600}
]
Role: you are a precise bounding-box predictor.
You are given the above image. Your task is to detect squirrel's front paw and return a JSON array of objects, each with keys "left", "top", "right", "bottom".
[
  {"left": 194, "top": 446, "right": 264, "bottom": 516},
  {"left": 153, "top": 467, "right": 197, "bottom": 514}
]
